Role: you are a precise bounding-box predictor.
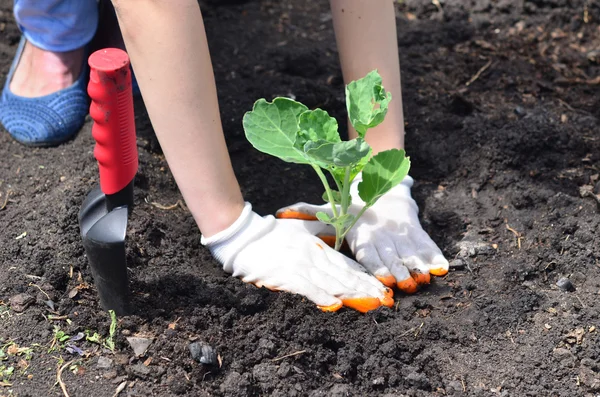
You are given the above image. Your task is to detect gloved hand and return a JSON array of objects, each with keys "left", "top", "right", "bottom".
[
  {"left": 201, "top": 202, "right": 394, "bottom": 313},
  {"left": 276, "top": 174, "right": 449, "bottom": 294}
]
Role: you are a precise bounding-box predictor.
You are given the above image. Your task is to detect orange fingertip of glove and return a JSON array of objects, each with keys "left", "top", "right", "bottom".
[
  {"left": 381, "top": 295, "right": 394, "bottom": 308},
  {"left": 376, "top": 275, "right": 397, "bottom": 289},
  {"left": 317, "top": 235, "right": 336, "bottom": 248},
  {"left": 316, "top": 235, "right": 349, "bottom": 251},
  {"left": 276, "top": 210, "right": 318, "bottom": 221},
  {"left": 384, "top": 287, "right": 394, "bottom": 299},
  {"left": 430, "top": 267, "right": 448, "bottom": 277},
  {"left": 411, "top": 272, "right": 431, "bottom": 285},
  {"left": 318, "top": 301, "right": 344, "bottom": 312},
  {"left": 397, "top": 277, "right": 418, "bottom": 294},
  {"left": 342, "top": 297, "right": 381, "bottom": 313}
]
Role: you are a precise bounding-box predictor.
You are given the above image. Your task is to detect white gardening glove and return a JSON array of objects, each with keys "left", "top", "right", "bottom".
[
  {"left": 201, "top": 202, "right": 394, "bottom": 313},
  {"left": 276, "top": 175, "right": 449, "bottom": 294}
]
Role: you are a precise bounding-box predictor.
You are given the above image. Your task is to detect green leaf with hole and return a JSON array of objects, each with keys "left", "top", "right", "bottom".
[{"left": 346, "top": 70, "right": 392, "bottom": 137}]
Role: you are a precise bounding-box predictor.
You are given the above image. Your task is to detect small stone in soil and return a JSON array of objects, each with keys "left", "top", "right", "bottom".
[
  {"left": 111, "top": 375, "right": 127, "bottom": 385},
  {"left": 126, "top": 337, "right": 153, "bottom": 357},
  {"left": 129, "top": 363, "right": 151, "bottom": 379},
  {"left": 9, "top": 293, "right": 35, "bottom": 312},
  {"left": 372, "top": 377, "right": 386, "bottom": 386},
  {"left": 113, "top": 354, "right": 129, "bottom": 366},
  {"left": 44, "top": 300, "right": 55, "bottom": 311},
  {"left": 189, "top": 342, "right": 218, "bottom": 366},
  {"left": 514, "top": 106, "right": 526, "bottom": 117},
  {"left": 557, "top": 277, "right": 575, "bottom": 292},
  {"left": 97, "top": 356, "right": 113, "bottom": 369},
  {"left": 449, "top": 259, "right": 466, "bottom": 269}
]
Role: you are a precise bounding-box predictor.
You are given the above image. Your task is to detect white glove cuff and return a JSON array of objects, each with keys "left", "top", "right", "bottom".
[{"left": 200, "top": 202, "right": 274, "bottom": 273}]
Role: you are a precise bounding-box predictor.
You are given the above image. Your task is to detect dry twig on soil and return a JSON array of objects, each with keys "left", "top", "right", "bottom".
[
  {"left": 147, "top": 198, "right": 187, "bottom": 211},
  {"left": 271, "top": 350, "right": 306, "bottom": 362},
  {"left": 505, "top": 222, "right": 522, "bottom": 249},
  {"left": 465, "top": 59, "right": 492, "bottom": 86},
  {"left": 56, "top": 360, "right": 75, "bottom": 397},
  {"left": 0, "top": 190, "right": 10, "bottom": 211}
]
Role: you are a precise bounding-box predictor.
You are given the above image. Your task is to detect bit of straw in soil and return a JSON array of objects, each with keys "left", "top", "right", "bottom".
[
  {"left": 0, "top": 190, "right": 10, "bottom": 211},
  {"left": 505, "top": 221, "right": 522, "bottom": 249},
  {"left": 271, "top": 350, "right": 307, "bottom": 362},
  {"left": 465, "top": 59, "right": 492, "bottom": 86},
  {"left": 146, "top": 198, "right": 187, "bottom": 211},
  {"left": 57, "top": 360, "right": 75, "bottom": 397}
]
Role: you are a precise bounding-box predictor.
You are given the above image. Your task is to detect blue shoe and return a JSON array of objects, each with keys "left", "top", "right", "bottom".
[{"left": 0, "top": 37, "right": 89, "bottom": 147}]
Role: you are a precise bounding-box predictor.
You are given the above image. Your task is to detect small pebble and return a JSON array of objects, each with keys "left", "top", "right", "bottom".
[
  {"left": 189, "top": 342, "right": 218, "bottom": 366},
  {"left": 514, "top": 106, "right": 526, "bottom": 117},
  {"left": 557, "top": 277, "right": 575, "bottom": 292},
  {"left": 372, "top": 377, "right": 386, "bottom": 386},
  {"left": 129, "top": 363, "right": 151, "bottom": 379},
  {"left": 44, "top": 300, "right": 55, "bottom": 311},
  {"left": 449, "top": 259, "right": 465, "bottom": 269},
  {"left": 97, "top": 356, "right": 113, "bottom": 369},
  {"left": 9, "top": 293, "right": 35, "bottom": 313},
  {"left": 126, "top": 337, "right": 153, "bottom": 357}
]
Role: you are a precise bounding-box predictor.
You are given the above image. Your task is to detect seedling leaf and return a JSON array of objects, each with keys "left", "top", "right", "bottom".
[
  {"left": 322, "top": 190, "right": 342, "bottom": 204},
  {"left": 243, "top": 98, "right": 309, "bottom": 164},
  {"left": 304, "top": 139, "right": 370, "bottom": 168},
  {"left": 358, "top": 149, "right": 410, "bottom": 206},
  {"left": 297, "top": 109, "right": 340, "bottom": 148},
  {"left": 346, "top": 70, "right": 392, "bottom": 137},
  {"left": 316, "top": 212, "right": 332, "bottom": 224},
  {"left": 330, "top": 146, "right": 373, "bottom": 187},
  {"left": 337, "top": 214, "right": 356, "bottom": 231},
  {"left": 103, "top": 310, "right": 118, "bottom": 351}
]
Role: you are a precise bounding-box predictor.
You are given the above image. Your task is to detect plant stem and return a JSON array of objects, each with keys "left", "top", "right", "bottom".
[
  {"left": 339, "top": 204, "right": 369, "bottom": 242},
  {"left": 312, "top": 165, "right": 338, "bottom": 219},
  {"left": 340, "top": 167, "right": 351, "bottom": 216},
  {"left": 334, "top": 167, "right": 352, "bottom": 251}
]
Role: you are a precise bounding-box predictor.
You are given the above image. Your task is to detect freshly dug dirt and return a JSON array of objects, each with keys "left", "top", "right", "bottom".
[{"left": 1, "top": 0, "right": 599, "bottom": 396}]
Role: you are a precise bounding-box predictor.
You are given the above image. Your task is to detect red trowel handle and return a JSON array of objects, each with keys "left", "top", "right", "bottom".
[{"left": 87, "top": 48, "right": 138, "bottom": 196}]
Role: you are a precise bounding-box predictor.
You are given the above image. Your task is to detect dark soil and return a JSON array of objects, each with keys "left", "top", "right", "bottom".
[{"left": 1, "top": 0, "right": 600, "bottom": 396}]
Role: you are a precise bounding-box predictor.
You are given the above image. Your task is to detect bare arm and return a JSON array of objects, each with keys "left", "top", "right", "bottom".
[
  {"left": 111, "top": 0, "right": 244, "bottom": 237},
  {"left": 330, "top": 0, "right": 405, "bottom": 152}
]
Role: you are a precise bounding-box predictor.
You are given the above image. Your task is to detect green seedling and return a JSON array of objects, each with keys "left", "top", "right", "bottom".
[
  {"left": 69, "top": 362, "right": 82, "bottom": 375},
  {"left": 81, "top": 311, "right": 118, "bottom": 352},
  {"left": 0, "top": 365, "right": 14, "bottom": 383},
  {"left": 49, "top": 326, "right": 70, "bottom": 352},
  {"left": 103, "top": 310, "right": 117, "bottom": 352},
  {"left": 85, "top": 330, "right": 102, "bottom": 344},
  {"left": 243, "top": 70, "right": 410, "bottom": 250}
]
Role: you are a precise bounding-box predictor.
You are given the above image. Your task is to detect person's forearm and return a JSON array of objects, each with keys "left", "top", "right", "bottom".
[
  {"left": 330, "top": 0, "right": 405, "bottom": 152},
  {"left": 111, "top": 0, "right": 244, "bottom": 237}
]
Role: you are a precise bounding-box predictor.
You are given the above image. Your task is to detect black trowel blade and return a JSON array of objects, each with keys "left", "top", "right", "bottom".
[{"left": 80, "top": 189, "right": 131, "bottom": 316}]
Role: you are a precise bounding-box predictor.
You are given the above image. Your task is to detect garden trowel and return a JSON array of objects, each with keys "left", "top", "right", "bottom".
[{"left": 79, "top": 48, "right": 138, "bottom": 316}]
